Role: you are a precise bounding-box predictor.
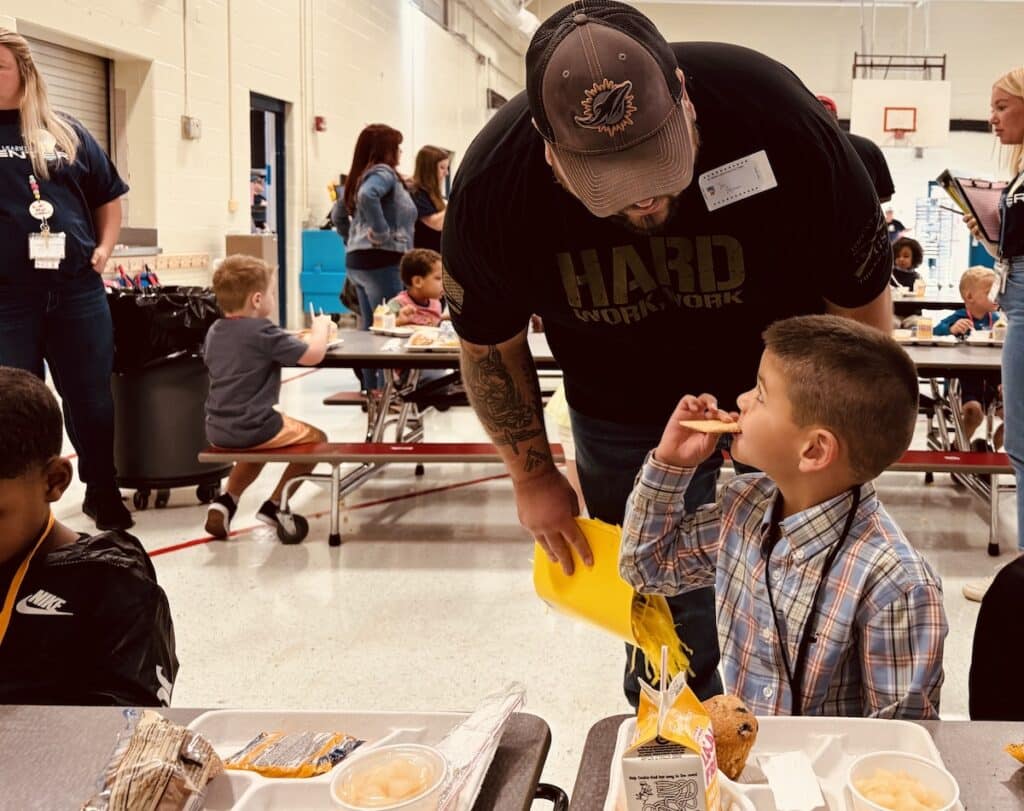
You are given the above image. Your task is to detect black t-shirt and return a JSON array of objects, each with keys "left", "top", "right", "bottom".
[
  {"left": 1000, "top": 170, "right": 1024, "bottom": 259},
  {"left": 0, "top": 530, "right": 177, "bottom": 706},
  {"left": 412, "top": 189, "right": 442, "bottom": 252},
  {"left": 0, "top": 109, "right": 129, "bottom": 286},
  {"left": 444, "top": 43, "right": 891, "bottom": 424},
  {"left": 847, "top": 132, "right": 894, "bottom": 202}
]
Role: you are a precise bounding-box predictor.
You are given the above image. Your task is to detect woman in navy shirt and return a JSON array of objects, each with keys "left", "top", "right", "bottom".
[{"left": 0, "top": 31, "right": 131, "bottom": 530}]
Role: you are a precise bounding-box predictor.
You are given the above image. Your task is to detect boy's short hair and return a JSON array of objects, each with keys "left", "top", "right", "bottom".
[
  {"left": 212, "top": 255, "right": 272, "bottom": 312},
  {"left": 959, "top": 266, "right": 997, "bottom": 298},
  {"left": 892, "top": 237, "right": 923, "bottom": 269},
  {"left": 0, "top": 367, "right": 63, "bottom": 479},
  {"left": 399, "top": 249, "right": 441, "bottom": 287},
  {"left": 763, "top": 315, "right": 918, "bottom": 482}
]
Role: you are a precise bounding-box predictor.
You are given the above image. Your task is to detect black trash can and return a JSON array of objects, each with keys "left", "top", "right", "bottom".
[
  {"left": 111, "top": 353, "right": 230, "bottom": 509},
  {"left": 107, "top": 287, "right": 230, "bottom": 510}
]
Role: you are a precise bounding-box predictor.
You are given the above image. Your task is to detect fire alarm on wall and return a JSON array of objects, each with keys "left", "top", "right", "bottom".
[{"left": 314, "top": 116, "right": 327, "bottom": 132}]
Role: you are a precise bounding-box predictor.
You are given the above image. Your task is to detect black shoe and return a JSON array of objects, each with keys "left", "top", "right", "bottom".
[
  {"left": 255, "top": 500, "right": 280, "bottom": 528},
  {"left": 205, "top": 493, "right": 237, "bottom": 539},
  {"left": 83, "top": 488, "right": 134, "bottom": 531}
]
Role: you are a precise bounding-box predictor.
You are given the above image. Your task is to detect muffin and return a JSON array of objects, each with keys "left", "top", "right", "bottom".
[{"left": 703, "top": 694, "right": 758, "bottom": 780}]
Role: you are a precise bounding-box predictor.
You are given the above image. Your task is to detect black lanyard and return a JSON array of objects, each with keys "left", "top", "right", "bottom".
[{"left": 764, "top": 485, "right": 861, "bottom": 716}]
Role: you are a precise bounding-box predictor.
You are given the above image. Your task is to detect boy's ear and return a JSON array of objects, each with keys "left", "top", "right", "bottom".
[
  {"left": 42, "top": 457, "right": 73, "bottom": 503},
  {"left": 797, "top": 428, "right": 840, "bottom": 474}
]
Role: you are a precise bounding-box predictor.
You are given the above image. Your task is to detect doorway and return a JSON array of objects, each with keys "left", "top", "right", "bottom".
[{"left": 250, "top": 92, "right": 288, "bottom": 319}]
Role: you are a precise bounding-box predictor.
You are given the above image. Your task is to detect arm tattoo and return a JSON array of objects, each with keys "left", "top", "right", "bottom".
[
  {"left": 524, "top": 447, "right": 552, "bottom": 473},
  {"left": 462, "top": 345, "right": 544, "bottom": 454}
]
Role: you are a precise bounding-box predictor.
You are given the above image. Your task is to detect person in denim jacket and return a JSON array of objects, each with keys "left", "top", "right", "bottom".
[{"left": 343, "top": 124, "right": 418, "bottom": 392}]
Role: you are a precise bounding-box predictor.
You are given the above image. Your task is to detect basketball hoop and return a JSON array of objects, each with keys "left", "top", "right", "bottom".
[{"left": 883, "top": 106, "right": 918, "bottom": 145}]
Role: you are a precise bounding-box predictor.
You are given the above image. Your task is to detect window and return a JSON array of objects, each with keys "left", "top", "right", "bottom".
[{"left": 413, "top": 0, "right": 448, "bottom": 27}]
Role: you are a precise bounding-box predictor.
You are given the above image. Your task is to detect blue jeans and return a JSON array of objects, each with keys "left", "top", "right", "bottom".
[
  {"left": 346, "top": 264, "right": 403, "bottom": 390},
  {"left": 570, "top": 407, "right": 732, "bottom": 707},
  {"left": 999, "top": 258, "right": 1024, "bottom": 551},
  {"left": 0, "top": 274, "right": 116, "bottom": 489}
]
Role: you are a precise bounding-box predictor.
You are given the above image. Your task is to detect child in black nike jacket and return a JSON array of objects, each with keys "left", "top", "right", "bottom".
[{"left": 0, "top": 367, "right": 178, "bottom": 705}]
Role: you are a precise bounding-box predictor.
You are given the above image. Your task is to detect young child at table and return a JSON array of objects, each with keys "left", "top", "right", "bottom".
[
  {"left": 389, "top": 249, "right": 447, "bottom": 327},
  {"left": 892, "top": 237, "right": 924, "bottom": 291},
  {"left": 0, "top": 367, "right": 178, "bottom": 705},
  {"left": 620, "top": 315, "right": 948, "bottom": 719},
  {"left": 202, "top": 255, "right": 333, "bottom": 539},
  {"left": 933, "top": 266, "right": 1004, "bottom": 449}
]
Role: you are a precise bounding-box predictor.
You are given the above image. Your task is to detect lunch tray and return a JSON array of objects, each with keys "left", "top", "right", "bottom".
[
  {"left": 603, "top": 716, "right": 965, "bottom": 811},
  {"left": 370, "top": 326, "right": 415, "bottom": 337},
  {"left": 189, "top": 709, "right": 496, "bottom": 810}
]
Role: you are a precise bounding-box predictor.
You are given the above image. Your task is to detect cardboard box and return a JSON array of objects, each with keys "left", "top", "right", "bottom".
[{"left": 225, "top": 234, "right": 278, "bottom": 266}]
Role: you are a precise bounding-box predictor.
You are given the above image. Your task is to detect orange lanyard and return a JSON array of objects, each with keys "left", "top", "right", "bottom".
[{"left": 0, "top": 512, "right": 56, "bottom": 647}]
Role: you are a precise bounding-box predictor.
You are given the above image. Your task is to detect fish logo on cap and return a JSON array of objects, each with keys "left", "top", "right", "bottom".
[{"left": 574, "top": 78, "right": 637, "bottom": 137}]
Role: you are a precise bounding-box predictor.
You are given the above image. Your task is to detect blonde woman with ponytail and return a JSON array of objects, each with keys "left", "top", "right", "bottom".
[
  {"left": 0, "top": 29, "right": 132, "bottom": 530},
  {"left": 962, "top": 67, "right": 1024, "bottom": 601}
]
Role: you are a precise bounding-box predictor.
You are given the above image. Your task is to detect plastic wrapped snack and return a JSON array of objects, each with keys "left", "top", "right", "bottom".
[
  {"left": 83, "top": 710, "right": 223, "bottom": 811},
  {"left": 225, "top": 730, "right": 362, "bottom": 778}
]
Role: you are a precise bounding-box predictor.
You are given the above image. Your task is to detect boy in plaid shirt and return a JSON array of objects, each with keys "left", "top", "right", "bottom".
[{"left": 620, "top": 315, "right": 947, "bottom": 718}]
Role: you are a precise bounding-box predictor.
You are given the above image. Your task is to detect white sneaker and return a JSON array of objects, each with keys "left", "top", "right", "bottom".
[{"left": 962, "top": 577, "right": 994, "bottom": 602}]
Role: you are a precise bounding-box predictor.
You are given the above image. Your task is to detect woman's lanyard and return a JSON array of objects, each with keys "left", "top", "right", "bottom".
[
  {"left": 0, "top": 512, "right": 57, "bottom": 648},
  {"left": 764, "top": 486, "right": 861, "bottom": 716},
  {"left": 26, "top": 174, "right": 64, "bottom": 270}
]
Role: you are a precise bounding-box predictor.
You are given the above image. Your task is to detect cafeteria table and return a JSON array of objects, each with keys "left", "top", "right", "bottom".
[
  {"left": 570, "top": 714, "right": 1024, "bottom": 810},
  {"left": 0, "top": 705, "right": 553, "bottom": 811},
  {"left": 893, "top": 290, "right": 966, "bottom": 317}
]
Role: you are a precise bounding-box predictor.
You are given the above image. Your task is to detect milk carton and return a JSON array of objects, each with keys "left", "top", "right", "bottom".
[{"left": 621, "top": 673, "right": 722, "bottom": 811}]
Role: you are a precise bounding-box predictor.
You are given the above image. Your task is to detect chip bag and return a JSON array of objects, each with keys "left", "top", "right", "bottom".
[
  {"left": 533, "top": 517, "right": 690, "bottom": 685},
  {"left": 621, "top": 669, "right": 722, "bottom": 811}
]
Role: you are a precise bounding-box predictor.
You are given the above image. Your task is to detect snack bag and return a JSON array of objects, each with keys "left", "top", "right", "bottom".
[
  {"left": 225, "top": 730, "right": 362, "bottom": 778},
  {"left": 621, "top": 671, "right": 722, "bottom": 811}
]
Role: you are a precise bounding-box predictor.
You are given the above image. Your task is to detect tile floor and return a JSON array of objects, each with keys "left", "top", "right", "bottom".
[{"left": 54, "top": 367, "right": 1012, "bottom": 802}]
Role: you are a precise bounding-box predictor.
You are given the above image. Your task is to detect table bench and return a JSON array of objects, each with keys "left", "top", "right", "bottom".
[{"left": 199, "top": 442, "right": 565, "bottom": 546}]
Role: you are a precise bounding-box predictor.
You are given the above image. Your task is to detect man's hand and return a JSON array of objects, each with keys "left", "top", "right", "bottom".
[
  {"left": 950, "top": 318, "right": 973, "bottom": 336},
  {"left": 514, "top": 468, "right": 591, "bottom": 576},
  {"left": 655, "top": 394, "right": 736, "bottom": 469},
  {"left": 91, "top": 245, "right": 111, "bottom": 273}
]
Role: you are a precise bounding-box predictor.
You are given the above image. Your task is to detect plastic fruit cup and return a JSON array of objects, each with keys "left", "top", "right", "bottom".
[
  {"left": 847, "top": 750, "right": 959, "bottom": 811},
  {"left": 331, "top": 744, "right": 449, "bottom": 811}
]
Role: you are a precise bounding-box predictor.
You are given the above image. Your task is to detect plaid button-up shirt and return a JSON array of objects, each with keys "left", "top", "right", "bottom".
[{"left": 621, "top": 453, "right": 947, "bottom": 719}]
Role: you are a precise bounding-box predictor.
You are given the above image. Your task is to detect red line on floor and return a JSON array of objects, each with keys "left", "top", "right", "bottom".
[
  {"left": 281, "top": 368, "right": 320, "bottom": 384},
  {"left": 146, "top": 472, "right": 510, "bottom": 557}
]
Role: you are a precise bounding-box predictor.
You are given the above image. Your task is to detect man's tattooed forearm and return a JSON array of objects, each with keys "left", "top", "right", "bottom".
[{"left": 462, "top": 344, "right": 544, "bottom": 454}]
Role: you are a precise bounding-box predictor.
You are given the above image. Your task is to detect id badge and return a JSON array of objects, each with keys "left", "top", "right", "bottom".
[
  {"left": 698, "top": 150, "right": 778, "bottom": 211},
  {"left": 28, "top": 231, "right": 66, "bottom": 270}
]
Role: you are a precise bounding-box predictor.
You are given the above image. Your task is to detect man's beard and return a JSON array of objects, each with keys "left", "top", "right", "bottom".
[{"left": 605, "top": 195, "right": 682, "bottom": 235}]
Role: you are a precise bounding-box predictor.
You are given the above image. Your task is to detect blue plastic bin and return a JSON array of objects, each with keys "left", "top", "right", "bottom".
[{"left": 301, "top": 229, "right": 347, "bottom": 313}]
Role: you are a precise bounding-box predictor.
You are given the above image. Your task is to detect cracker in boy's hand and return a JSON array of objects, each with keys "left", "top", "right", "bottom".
[{"left": 678, "top": 420, "right": 741, "bottom": 434}]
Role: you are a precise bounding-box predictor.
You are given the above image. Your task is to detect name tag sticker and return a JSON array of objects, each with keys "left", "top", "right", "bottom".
[{"left": 699, "top": 150, "right": 778, "bottom": 212}]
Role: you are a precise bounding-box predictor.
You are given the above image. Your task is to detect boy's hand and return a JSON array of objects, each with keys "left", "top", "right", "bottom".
[
  {"left": 312, "top": 314, "right": 336, "bottom": 340},
  {"left": 655, "top": 394, "right": 733, "bottom": 469},
  {"left": 399, "top": 305, "right": 417, "bottom": 319},
  {"left": 950, "top": 318, "right": 973, "bottom": 336}
]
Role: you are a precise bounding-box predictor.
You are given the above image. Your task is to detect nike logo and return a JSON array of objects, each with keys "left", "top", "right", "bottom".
[
  {"left": 156, "top": 665, "right": 173, "bottom": 706},
  {"left": 15, "top": 589, "right": 74, "bottom": 616}
]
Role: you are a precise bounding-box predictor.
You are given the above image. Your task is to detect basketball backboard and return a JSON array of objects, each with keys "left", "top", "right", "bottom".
[{"left": 850, "top": 79, "right": 951, "bottom": 148}]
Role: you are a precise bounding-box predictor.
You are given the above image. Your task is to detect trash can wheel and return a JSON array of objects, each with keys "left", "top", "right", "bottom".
[
  {"left": 276, "top": 512, "right": 309, "bottom": 545},
  {"left": 196, "top": 483, "right": 220, "bottom": 504},
  {"left": 155, "top": 489, "right": 170, "bottom": 509},
  {"left": 133, "top": 489, "right": 150, "bottom": 510}
]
